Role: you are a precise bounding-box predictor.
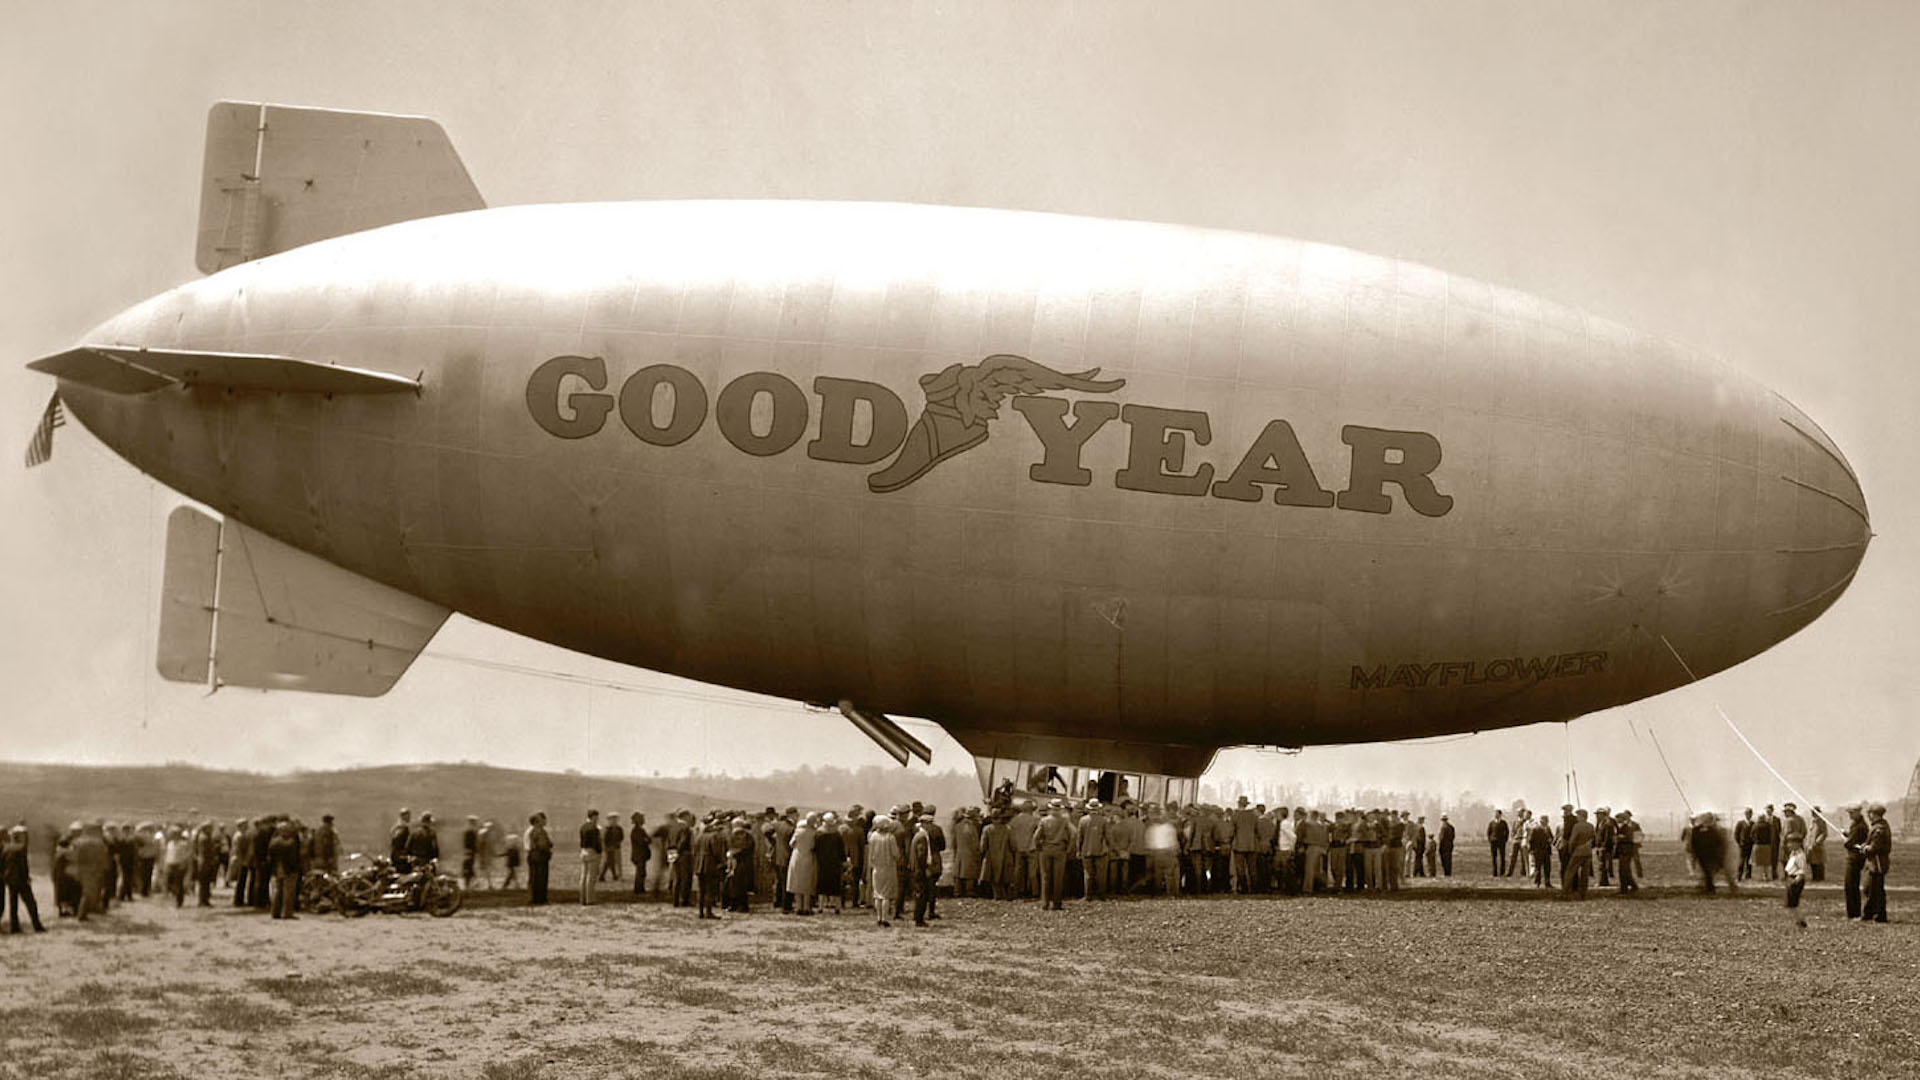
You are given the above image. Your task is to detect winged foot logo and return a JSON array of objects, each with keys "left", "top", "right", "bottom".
[
  {"left": 524, "top": 352, "right": 1453, "bottom": 516},
  {"left": 867, "top": 355, "right": 1125, "bottom": 493}
]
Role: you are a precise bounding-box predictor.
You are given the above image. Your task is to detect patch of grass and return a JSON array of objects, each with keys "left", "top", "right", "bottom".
[
  {"left": 76, "top": 1048, "right": 188, "bottom": 1080},
  {"left": 428, "top": 958, "right": 497, "bottom": 981},
  {"left": 193, "top": 992, "right": 284, "bottom": 1033},
  {"left": 314, "top": 1065, "right": 421, "bottom": 1080},
  {"left": 478, "top": 1057, "right": 546, "bottom": 1080},
  {"left": 647, "top": 975, "right": 745, "bottom": 1011},
  {"left": 57, "top": 980, "right": 118, "bottom": 1007},
  {"left": 51, "top": 1005, "right": 154, "bottom": 1043},
  {"left": 250, "top": 968, "right": 452, "bottom": 1006}
]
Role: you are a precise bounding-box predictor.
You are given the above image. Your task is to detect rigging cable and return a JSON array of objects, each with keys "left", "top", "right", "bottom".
[{"left": 1659, "top": 633, "right": 1834, "bottom": 833}]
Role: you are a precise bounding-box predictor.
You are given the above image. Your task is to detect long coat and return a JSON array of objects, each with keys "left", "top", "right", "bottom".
[
  {"left": 979, "top": 821, "right": 1012, "bottom": 884},
  {"left": 813, "top": 826, "right": 844, "bottom": 896},
  {"left": 787, "top": 825, "right": 818, "bottom": 896},
  {"left": 867, "top": 829, "right": 901, "bottom": 904},
  {"left": 955, "top": 817, "right": 982, "bottom": 880}
]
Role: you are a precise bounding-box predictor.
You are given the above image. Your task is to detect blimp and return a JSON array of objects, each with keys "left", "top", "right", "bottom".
[{"left": 25, "top": 103, "right": 1870, "bottom": 806}]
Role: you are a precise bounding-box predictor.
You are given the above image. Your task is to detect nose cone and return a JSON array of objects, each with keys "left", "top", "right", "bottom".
[{"left": 1755, "top": 394, "right": 1870, "bottom": 636}]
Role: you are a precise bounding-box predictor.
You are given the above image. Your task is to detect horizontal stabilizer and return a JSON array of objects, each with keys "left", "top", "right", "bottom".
[
  {"left": 28, "top": 346, "right": 420, "bottom": 396},
  {"left": 197, "top": 101, "right": 485, "bottom": 273},
  {"left": 157, "top": 506, "right": 449, "bottom": 697}
]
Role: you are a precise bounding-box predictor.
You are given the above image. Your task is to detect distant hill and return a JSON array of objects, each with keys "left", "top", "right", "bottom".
[{"left": 0, "top": 761, "right": 978, "bottom": 857}]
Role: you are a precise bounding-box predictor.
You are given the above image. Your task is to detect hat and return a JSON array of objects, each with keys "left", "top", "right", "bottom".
[
  {"left": 1048, "top": 799, "right": 1065, "bottom": 809},
  {"left": 1561, "top": 804, "right": 1573, "bottom": 811},
  {"left": 1868, "top": 803, "right": 1886, "bottom": 815},
  {"left": 586, "top": 809, "right": 599, "bottom": 818},
  {"left": 924, "top": 805, "right": 937, "bottom": 814},
  {"left": 1784, "top": 803, "right": 1796, "bottom": 811},
  {"left": 1086, "top": 800, "right": 1102, "bottom": 809}
]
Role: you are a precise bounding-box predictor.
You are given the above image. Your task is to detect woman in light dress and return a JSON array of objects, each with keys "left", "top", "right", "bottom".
[
  {"left": 787, "top": 814, "right": 819, "bottom": 915},
  {"left": 866, "top": 818, "right": 901, "bottom": 928}
]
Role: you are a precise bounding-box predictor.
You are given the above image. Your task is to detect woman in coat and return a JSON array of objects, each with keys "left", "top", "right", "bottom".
[
  {"left": 813, "top": 812, "right": 844, "bottom": 914},
  {"left": 866, "top": 818, "right": 901, "bottom": 927},
  {"left": 787, "top": 815, "right": 819, "bottom": 915}
]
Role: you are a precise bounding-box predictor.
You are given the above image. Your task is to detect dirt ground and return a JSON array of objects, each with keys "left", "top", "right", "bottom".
[{"left": 0, "top": 858, "right": 1914, "bottom": 1080}]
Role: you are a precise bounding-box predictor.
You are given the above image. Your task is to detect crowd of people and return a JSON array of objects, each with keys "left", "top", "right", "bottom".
[{"left": 0, "top": 791, "right": 1897, "bottom": 936}]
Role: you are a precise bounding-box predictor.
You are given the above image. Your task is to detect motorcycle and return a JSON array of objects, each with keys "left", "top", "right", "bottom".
[
  {"left": 335, "top": 855, "right": 464, "bottom": 917},
  {"left": 299, "top": 869, "right": 343, "bottom": 915}
]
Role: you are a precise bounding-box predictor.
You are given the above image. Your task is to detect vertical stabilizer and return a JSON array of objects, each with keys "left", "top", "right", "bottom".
[{"left": 196, "top": 101, "right": 485, "bottom": 273}]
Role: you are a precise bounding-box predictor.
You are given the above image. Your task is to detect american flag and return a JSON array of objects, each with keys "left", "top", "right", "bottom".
[{"left": 24, "top": 392, "right": 63, "bottom": 468}]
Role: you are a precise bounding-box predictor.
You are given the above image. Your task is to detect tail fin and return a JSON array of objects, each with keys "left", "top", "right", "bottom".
[{"left": 195, "top": 101, "right": 485, "bottom": 274}]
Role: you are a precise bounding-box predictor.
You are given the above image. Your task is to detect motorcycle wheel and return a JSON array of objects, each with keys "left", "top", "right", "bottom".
[
  {"left": 427, "top": 875, "right": 465, "bottom": 917},
  {"left": 301, "top": 873, "right": 338, "bottom": 915},
  {"left": 337, "top": 876, "right": 377, "bottom": 917}
]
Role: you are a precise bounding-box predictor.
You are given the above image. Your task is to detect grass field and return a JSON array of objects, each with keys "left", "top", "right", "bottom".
[{"left": 0, "top": 844, "right": 1912, "bottom": 1080}]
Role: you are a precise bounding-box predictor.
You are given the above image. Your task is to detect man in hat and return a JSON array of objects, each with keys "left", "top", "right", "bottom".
[
  {"left": 1807, "top": 806, "right": 1829, "bottom": 882},
  {"left": 1753, "top": 805, "right": 1777, "bottom": 882},
  {"left": 1841, "top": 805, "right": 1869, "bottom": 917},
  {"left": 629, "top": 813, "right": 649, "bottom": 897},
  {"left": 1008, "top": 800, "right": 1037, "bottom": 900},
  {"left": 769, "top": 808, "right": 795, "bottom": 913},
  {"left": 526, "top": 813, "right": 553, "bottom": 906},
  {"left": 600, "top": 812, "right": 624, "bottom": 883},
  {"left": 694, "top": 811, "right": 729, "bottom": 919},
  {"left": 1735, "top": 808, "right": 1754, "bottom": 880},
  {"left": 408, "top": 812, "right": 441, "bottom": 869},
  {"left": 578, "top": 810, "right": 603, "bottom": 905},
  {"left": 668, "top": 810, "right": 695, "bottom": 907},
  {"left": 389, "top": 808, "right": 413, "bottom": 870},
  {"left": 1078, "top": 801, "right": 1110, "bottom": 901},
  {"left": 1782, "top": 803, "right": 1807, "bottom": 863},
  {"left": 1765, "top": 803, "right": 1785, "bottom": 880},
  {"left": 2, "top": 826, "right": 44, "bottom": 933},
  {"left": 268, "top": 821, "right": 303, "bottom": 920},
  {"left": 462, "top": 815, "right": 481, "bottom": 889},
  {"left": 1559, "top": 810, "right": 1589, "bottom": 895},
  {"left": 726, "top": 817, "right": 756, "bottom": 913},
  {"left": 1229, "top": 796, "right": 1258, "bottom": 894},
  {"left": 1436, "top": 814, "right": 1456, "bottom": 878},
  {"left": 1486, "top": 810, "right": 1509, "bottom": 877},
  {"left": 1556, "top": 804, "right": 1577, "bottom": 882},
  {"left": 1034, "top": 800, "right": 1073, "bottom": 910},
  {"left": 909, "top": 814, "right": 940, "bottom": 927},
  {"left": 191, "top": 822, "right": 220, "bottom": 907},
  {"left": 1862, "top": 804, "right": 1893, "bottom": 923},
  {"left": 312, "top": 814, "right": 339, "bottom": 876},
  {"left": 1613, "top": 811, "right": 1640, "bottom": 894},
  {"left": 1594, "top": 807, "right": 1613, "bottom": 887}
]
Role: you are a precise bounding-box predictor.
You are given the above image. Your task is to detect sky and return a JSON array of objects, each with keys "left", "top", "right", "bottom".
[{"left": 3, "top": 2, "right": 1917, "bottom": 820}]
